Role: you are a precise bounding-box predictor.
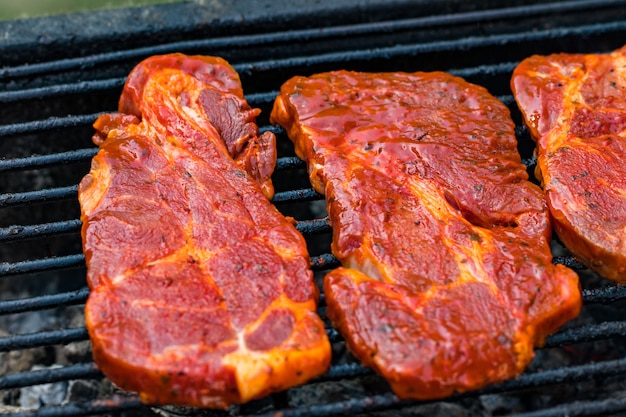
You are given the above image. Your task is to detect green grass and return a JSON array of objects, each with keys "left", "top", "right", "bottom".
[{"left": 0, "top": 0, "right": 186, "bottom": 21}]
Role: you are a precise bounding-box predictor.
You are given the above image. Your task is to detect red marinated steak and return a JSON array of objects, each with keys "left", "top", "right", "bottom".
[
  {"left": 271, "top": 70, "right": 582, "bottom": 399},
  {"left": 79, "top": 54, "right": 331, "bottom": 408},
  {"left": 512, "top": 45, "right": 626, "bottom": 282}
]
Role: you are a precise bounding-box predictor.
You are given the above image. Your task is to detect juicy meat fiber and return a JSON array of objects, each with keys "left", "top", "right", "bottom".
[
  {"left": 271, "top": 70, "right": 581, "bottom": 399},
  {"left": 512, "top": 45, "right": 626, "bottom": 282},
  {"left": 79, "top": 54, "right": 330, "bottom": 408}
]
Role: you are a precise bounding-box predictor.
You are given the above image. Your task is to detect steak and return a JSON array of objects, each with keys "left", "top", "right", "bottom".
[
  {"left": 511, "top": 45, "right": 626, "bottom": 282},
  {"left": 78, "top": 54, "right": 331, "bottom": 408},
  {"left": 270, "top": 70, "right": 581, "bottom": 399}
]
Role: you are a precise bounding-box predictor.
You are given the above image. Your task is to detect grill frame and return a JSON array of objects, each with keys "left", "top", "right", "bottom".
[{"left": 2, "top": 1, "right": 626, "bottom": 416}]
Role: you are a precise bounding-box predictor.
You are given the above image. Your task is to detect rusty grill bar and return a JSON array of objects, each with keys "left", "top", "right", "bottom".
[{"left": 2, "top": 0, "right": 626, "bottom": 416}]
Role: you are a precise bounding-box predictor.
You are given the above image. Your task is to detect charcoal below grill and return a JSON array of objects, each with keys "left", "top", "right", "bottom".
[{"left": 2, "top": 1, "right": 626, "bottom": 416}]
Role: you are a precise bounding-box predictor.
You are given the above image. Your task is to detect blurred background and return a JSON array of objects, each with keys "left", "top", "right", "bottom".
[{"left": 0, "top": 0, "right": 187, "bottom": 20}]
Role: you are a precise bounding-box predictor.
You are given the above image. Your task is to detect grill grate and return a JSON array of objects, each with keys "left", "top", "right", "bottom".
[{"left": 2, "top": 0, "right": 626, "bottom": 416}]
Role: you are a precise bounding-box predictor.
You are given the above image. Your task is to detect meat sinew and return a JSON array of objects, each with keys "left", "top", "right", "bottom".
[
  {"left": 271, "top": 70, "right": 581, "bottom": 399},
  {"left": 511, "top": 45, "right": 626, "bottom": 282},
  {"left": 79, "top": 54, "right": 331, "bottom": 408}
]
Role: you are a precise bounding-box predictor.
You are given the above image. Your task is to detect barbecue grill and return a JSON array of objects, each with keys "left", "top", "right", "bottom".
[{"left": 2, "top": 0, "right": 626, "bottom": 416}]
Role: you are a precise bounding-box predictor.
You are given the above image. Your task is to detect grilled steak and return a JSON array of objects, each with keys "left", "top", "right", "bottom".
[
  {"left": 79, "top": 54, "right": 331, "bottom": 408},
  {"left": 511, "top": 45, "right": 626, "bottom": 282},
  {"left": 271, "top": 70, "right": 581, "bottom": 399}
]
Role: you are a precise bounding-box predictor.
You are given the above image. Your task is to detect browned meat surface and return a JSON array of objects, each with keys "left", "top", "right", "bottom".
[
  {"left": 79, "top": 54, "right": 331, "bottom": 408},
  {"left": 512, "top": 45, "right": 626, "bottom": 282},
  {"left": 271, "top": 70, "right": 581, "bottom": 399}
]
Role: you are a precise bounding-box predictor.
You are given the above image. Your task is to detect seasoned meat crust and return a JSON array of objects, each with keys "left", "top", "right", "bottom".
[
  {"left": 271, "top": 70, "right": 581, "bottom": 399},
  {"left": 79, "top": 54, "right": 331, "bottom": 409},
  {"left": 512, "top": 45, "right": 626, "bottom": 282}
]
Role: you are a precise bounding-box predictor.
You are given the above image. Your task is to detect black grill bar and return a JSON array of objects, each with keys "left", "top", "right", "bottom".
[
  {"left": 236, "top": 21, "right": 626, "bottom": 75},
  {"left": 0, "top": 328, "right": 88, "bottom": 352},
  {"left": 0, "top": 186, "right": 78, "bottom": 209},
  {"left": 0, "top": 251, "right": 341, "bottom": 278},
  {"left": 246, "top": 357, "right": 626, "bottom": 417},
  {"left": 0, "top": 288, "right": 89, "bottom": 315},
  {"left": 1, "top": 0, "right": 622, "bottom": 82},
  {"left": 582, "top": 284, "right": 626, "bottom": 304},
  {"left": 0, "top": 111, "right": 279, "bottom": 141},
  {"left": 509, "top": 397, "right": 626, "bottom": 417},
  {"left": 5, "top": 349, "right": 626, "bottom": 416},
  {"left": 0, "top": 114, "right": 103, "bottom": 138},
  {"left": 273, "top": 189, "right": 323, "bottom": 204},
  {"left": 4, "top": 19, "right": 626, "bottom": 105},
  {"left": 552, "top": 256, "right": 586, "bottom": 270},
  {"left": 0, "top": 158, "right": 304, "bottom": 209},
  {"left": 0, "top": 363, "right": 101, "bottom": 391},
  {"left": 275, "top": 156, "right": 304, "bottom": 170},
  {"left": 12, "top": 394, "right": 626, "bottom": 417},
  {"left": 7, "top": 396, "right": 145, "bottom": 417},
  {"left": 0, "top": 254, "right": 594, "bottom": 281},
  {"left": 0, "top": 254, "right": 85, "bottom": 277},
  {"left": 295, "top": 218, "right": 331, "bottom": 235},
  {"left": 0, "top": 220, "right": 81, "bottom": 243},
  {"left": 0, "top": 217, "right": 328, "bottom": 245},
  {"left": 2, "top": 319, "right": 624, "bottom": 373},
  {"left": 1, "top": 325, "right": 626, "bottom": 416},
  {"left": 255, "top": 393, "right": 403, "bottom": 417},
  {"left": 310, "top": 253, "right": 341, "bottom": 270},
  {"left": 0, "top": 78, "right": 125, "bottom": 104},
  {"left": 544, "top": 321, "right": 626, "bottom": 347},
  {"left": 0, "top": 149, "right": 97, "bottom": 173}
]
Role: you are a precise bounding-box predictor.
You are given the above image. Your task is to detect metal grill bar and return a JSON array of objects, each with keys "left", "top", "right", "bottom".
[
  {"left": 0, "top": 149, "right": 97, "bottom": 173},
  {"left": 0, "top": 186, "right": 78, "bottom": 209},
  {"left": 273, "top": 188, "right": 322, "bottom": 204},
  {"left": 544, "top": 321, "right": 626, "bottom": 347},
  {"left": 9, "top": 397, "right": 145, "bottom": 417},
  {"left": 0, "top": 252, "right": 342, "bottom": 277},
  {"left": 552, "top": 256, "right": 586, "bottom": 270},
  {"left": 0, "top": 220, "right": 81, "bottom": 243},
  {"left": 235, "top": 21, "right": 626, "bottom": 74},
  {"left": 0, "top": 78, "right": 125, "bottom": 104},
  {"left": 0, "top": 158, "right": 304, "bottom": 209},
  {"left": 295, "top": 218, "right": 331, "bottom": 235},
  {"left": 582, "top": 284, "right": 626, "bottom": 304},
  {"left": 2, "top": 347, "right": 626, "bottom": 416},
  {"left": 0, "top": 288, "right": 89, "bottom": 315},
  {"left": 310, "top": 253, "right": 341, "bottom": 270},
  {"left": 1, "top": 0, "right": 621, "bottom": 81},
  {"left": 0, "top": 216, "right": 328, "bottom": 246},
  {"left": 509, "top": 397, "right": 626, "bottom": 417},
  {"left": 0, "top": 363, "right": 101, "bottom": 390},
  {"left": 3, "top": 20, "right": 625, "bottom": 105},
  {"left": 0, "top": 328, "right": 88, "bottom": 352},
  {"left": 0, "top": 185, "right": 324, "bottom": 210},
  {"left": 0, "top": 114, "right": 103, "bottom": 138},
  {"left": 247, "top": 357, "right": 626, "bottom": 417},
  {"left": 0, "top": 254, "right": 85, "bottom": 277},
  {"left": 0, "top": 217, "right": 330, "bottom": 245},
  {"left": 5, "top": 318, "right": 625, "bottom": 386},
  {"left": 0, "top": 112, "right": 278, "bottom": 141},
  {"left": 275, "top": 156, "right": 304, "bottom": 170}
]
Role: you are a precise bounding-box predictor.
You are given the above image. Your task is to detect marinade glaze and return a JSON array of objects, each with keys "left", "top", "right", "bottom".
[
  {"left": 79, "top": 54, "right": 331, "bottom": 408},
  {"left": 271, "top": 70, "right": 581, "bottom": 399},
  {"left": 512, "top": 45, "right": 626, "bottom": 282}
]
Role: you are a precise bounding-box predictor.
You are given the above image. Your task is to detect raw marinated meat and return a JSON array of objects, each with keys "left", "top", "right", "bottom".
[
  {"left": 271, "top": 70, "right": 581, "bottom": 399},
  {"left": 79, "top": 54, "right": 331, "bottom": 408},
  {"left": 512, "top": 45, "right": 626, "bottom": 282}
]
